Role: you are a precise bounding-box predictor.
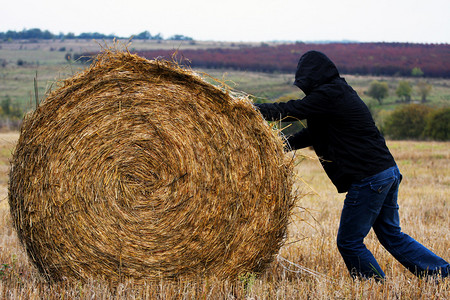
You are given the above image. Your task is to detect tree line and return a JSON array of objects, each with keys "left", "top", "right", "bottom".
[
  {"left": 135, "top": 43, "right": 450, "bottom": 78},
  {"left": 367, "top": 80, "right": 432, "bottom": 105},
  {"left": 0, "top": 28, "right": 193, "bottom": 41}
]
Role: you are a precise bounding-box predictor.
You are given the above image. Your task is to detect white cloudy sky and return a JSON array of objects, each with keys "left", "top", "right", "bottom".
[{"left": 2, "top": 0, "right": 449, "bottom": 43}]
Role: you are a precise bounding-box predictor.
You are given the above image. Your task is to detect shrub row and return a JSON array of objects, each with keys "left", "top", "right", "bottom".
[{"left": 382, "top": 104, "right": 449, "bottom": 140}]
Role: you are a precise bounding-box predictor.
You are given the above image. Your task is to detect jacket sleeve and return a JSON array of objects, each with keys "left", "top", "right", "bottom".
[
  {"left": 254, "top": 92, "right": 335, "bottom": 121},
  {"left": 286, "top": 127, "right": 313, "bottom": 151}
]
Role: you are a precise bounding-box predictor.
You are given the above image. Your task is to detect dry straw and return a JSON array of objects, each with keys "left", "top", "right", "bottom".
[{"left": 8, "top": 49, "right": 295, "bottom": 283}]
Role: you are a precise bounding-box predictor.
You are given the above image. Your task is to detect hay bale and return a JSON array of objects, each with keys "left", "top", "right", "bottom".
[{"left": 8, "top": 49, "right": 294, "bottom": 283}]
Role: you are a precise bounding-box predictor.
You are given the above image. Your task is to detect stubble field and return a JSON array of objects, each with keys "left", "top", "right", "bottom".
[
  {"left": 0, "top": 132, "right": 448, "bottom": 299},
  {"left": 0, "top": 39, "right": 449, "bottom": 298}
]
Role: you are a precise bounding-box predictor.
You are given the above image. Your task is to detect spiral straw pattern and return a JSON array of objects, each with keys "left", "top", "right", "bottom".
[{"left": 9, "top": 50, "right": 294, "bottom": 283}]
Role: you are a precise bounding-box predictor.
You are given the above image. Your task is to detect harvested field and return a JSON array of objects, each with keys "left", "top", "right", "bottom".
[{"left": 0, "top": 135, "right": 448, "bottom": 298}]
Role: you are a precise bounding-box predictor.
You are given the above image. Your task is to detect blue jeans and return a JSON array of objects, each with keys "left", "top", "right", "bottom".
[{"left": 337, "top": 165, "right": 449, "bottom": 280}]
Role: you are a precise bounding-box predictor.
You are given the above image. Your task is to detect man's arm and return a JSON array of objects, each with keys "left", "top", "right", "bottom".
[
  {"left": 254, "top": 93, "right": 335, "bottom": 121},
  {"left": 254, "top": 102, "right": 298, "bottom": 122},
  {"left": 286, "top": 128, "right": 313, "bottom": 151}
]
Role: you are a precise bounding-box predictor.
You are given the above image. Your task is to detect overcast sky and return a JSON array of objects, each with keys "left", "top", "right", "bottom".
[{"left": 2, "top": 0, "right": 449, "bottom": 43}]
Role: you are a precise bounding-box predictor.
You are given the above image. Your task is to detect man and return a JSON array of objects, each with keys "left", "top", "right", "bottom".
[{"left": 254, "top": 50, "right": 449, "bottom": 280}]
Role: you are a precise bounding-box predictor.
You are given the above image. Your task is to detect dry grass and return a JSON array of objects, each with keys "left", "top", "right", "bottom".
[{"left": 0, "top": 134, "right": 448, "bottom": 298}]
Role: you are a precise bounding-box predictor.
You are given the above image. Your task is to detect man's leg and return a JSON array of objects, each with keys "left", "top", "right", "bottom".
[
  {"left": 373, "top": 167, "right": 450, "bottom": 278},
  {"left": 337, "top": 168, "right": 397, "bottom": 279}
]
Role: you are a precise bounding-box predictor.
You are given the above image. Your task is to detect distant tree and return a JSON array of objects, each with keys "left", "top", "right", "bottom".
[
  {"left": 152, "top": 33, "right": 163, "bottom": 40},
  {"left": 1, "top": 98, "right": 11, "bottom": 115},
  {"left": 367, "top": 80, "right": 389, "bottom": 105},
  {"left": 423, "top": 108, "right": 450, "bottom": 140},
  {"left": 23, "top": 28, "right": 42, "bottom": 39},
  {"left": 396, "top": 80, "right": 412, "bottom": 102},
  {"left": 65, "top": 32, "right": 76, "bottom": 39},
  {"left": 411, "top": 67, "right": 424, "bottom": 77},
  {"left": 78, "top": 32, "right": 112, "bottom": 39},
  {"left": 383, "top": 104, "right": 432, "bottom": 139},
  {"left": 416, "top": 81, "right": 432, "bottom": 103},
  {"left": 168, "top": 34, "right": 193, "bottom": 41},
  {"left": 0, "top": 97, "right": 22, "bottom": 118},
  {"left": 42, "top": 30, "right": 53, "bottom": 39},
  {"left": 135, "top": 31, "right": 152, "bottom": 40}
]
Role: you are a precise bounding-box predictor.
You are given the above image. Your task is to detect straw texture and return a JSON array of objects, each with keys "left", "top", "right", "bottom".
[{"left": 8, "top": 50, "right": 294, "bottom": 283}]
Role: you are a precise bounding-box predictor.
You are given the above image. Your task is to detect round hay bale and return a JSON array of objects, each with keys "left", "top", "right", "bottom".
[{"left": 8, "top": 49, "right": 294, "bottom": 283}]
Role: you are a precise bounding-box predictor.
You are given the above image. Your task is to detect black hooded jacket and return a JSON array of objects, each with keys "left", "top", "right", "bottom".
[{"left": 255, "top": 51, "right": 396, "bottom": 193}]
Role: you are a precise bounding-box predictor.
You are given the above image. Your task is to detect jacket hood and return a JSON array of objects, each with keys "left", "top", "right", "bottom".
[{"left": 293, "top": 51, "right": 340, "bottom": 94}]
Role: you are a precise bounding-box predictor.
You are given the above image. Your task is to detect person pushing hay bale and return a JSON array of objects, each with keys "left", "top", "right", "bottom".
[{"left": 8, "top": 49, "right": 295, "bottom": 283}]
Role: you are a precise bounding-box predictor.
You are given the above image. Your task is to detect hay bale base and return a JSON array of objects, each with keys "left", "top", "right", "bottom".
[{"left": 9, "top": 49, "right": 294, "bottom": 283}]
